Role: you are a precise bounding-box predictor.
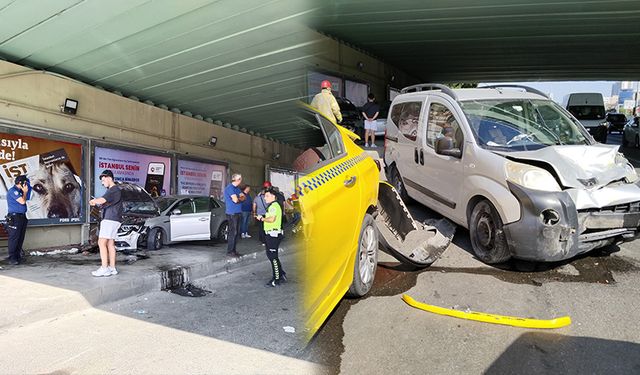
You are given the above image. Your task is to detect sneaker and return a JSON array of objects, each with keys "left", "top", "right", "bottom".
[
  {"left": 91, "top": 266, "right": 111, "bottom": 277},
  {"left": 244, "top": 233, "right": 252, "bottom": 238},
  {"left": 240, "top": 233, "right": 246, "bottom": 239},
  {"left": 364, "top": 143, "right": 369, "bottom": 148},
  {"left": 108, "top": 266, "right": 118, "bottom": 275},
  {"left": 227, "top": 251, "right": 241, "bottom": 258},
  {"left": 265, "top": 279, "right": 280, "bottom": 287},
  {"left": 9, "top": 259, "right": 19, "bottom": 266},
  {"left": 280, "top": 273, "right": 288, "bottom": 283}
]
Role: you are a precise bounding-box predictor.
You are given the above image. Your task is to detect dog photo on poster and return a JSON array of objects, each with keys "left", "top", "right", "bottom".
[{"left": 0, "top": 131, "right": 84, "bottom": 225}]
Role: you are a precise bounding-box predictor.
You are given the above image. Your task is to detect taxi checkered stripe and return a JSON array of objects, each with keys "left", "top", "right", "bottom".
[{"left": 296, "top": 153, "right": 368, "bottom": 197}]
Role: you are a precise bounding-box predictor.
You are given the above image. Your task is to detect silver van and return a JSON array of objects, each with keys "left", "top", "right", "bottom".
[{"left": 384, "top": 84, "right": 640, "bottom": 263}]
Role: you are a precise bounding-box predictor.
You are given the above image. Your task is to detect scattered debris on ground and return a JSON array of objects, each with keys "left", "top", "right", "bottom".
[
  {"left": 29, "top": 248, "right": 80, "bottom": 256},
  {"left": 167, "top": 283, "right": 212, "bottom": 297}
]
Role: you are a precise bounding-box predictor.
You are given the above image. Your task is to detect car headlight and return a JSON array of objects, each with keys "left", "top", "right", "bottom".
[
  {"left": 118, "top": 224, "right": 141, "bottom": 234},
  {"left": 505, "top": 161, "right": 561, "bottom": 192},
  {"left": 600, "top": 121, "right": 610, "bottom": 128},
  {"left": 617, "top": 153, "right": 639, "bottom": 183}
]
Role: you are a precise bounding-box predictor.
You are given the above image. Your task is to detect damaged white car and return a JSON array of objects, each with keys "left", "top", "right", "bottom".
[{"left": 384, "top": 84, "right": 640, "bottom": 263}]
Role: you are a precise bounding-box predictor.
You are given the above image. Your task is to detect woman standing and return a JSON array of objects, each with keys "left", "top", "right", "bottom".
[{"left": 240, "top": 185, "right": 253, "bottom": 238}]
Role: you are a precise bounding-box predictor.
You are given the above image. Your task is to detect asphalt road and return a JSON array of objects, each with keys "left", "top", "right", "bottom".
[
  {"left": 0, "top": 251, "right": 324, "bottom": 375},
  {"left": 303, "top": 132, "right": 640, "bottom": 374}
]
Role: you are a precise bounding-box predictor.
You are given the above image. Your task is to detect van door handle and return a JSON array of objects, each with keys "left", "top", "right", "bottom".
[
  {"left": 414, "top": 148, "right": 419, "bottom": 164},
  {"left": 344, "top": 176, "right": 357, "bottom": 187},
  {"left": 420, "top": 149, "right": 424, "bottom": 165}
]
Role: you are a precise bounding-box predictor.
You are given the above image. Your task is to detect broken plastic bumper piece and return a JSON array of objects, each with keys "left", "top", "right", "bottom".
[
  {"left": 402, "top": 294, "right": 571, "bottom": 329},
  {"left": 375, "top": 181, "right": 455, "bottom": 267}
]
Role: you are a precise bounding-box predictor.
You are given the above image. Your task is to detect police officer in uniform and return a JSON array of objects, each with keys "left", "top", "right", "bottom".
[
  {"left": 256, "top": 187, "right": 287, "bottom": 287},
  {"left": 5, "top": 175, "right": 31, "bottom": 265}
]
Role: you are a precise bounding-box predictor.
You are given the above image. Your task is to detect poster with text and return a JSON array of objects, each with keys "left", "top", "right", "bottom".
[
  {"left": 94, "top": 147, "right": 171, "bottom": 198},
  {"left": 0, "top": 131, "right": 84, "bottom": 225},
  {"left": 177, "top": 159, "right": 227, "bottom": 199}
]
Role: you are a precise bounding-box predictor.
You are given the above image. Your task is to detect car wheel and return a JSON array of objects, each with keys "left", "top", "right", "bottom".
[
  {"left": 469, "top": 200, "right": 511, "bottom": 264},
  {"left": 347, "top": 214, "right": 379, "bottom": 297},
  {"left": 389, "top": 165, "right": 411, "bottom": 203},
  {"left": 217, "top": 221, "right": 229, "bottom": 241},
  {"left": 147, "top": 227, "right": 164, "bottom": 250}
]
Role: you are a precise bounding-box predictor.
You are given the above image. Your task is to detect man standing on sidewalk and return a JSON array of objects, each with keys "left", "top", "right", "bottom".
[
  {"left": 361, "top": 93, "right": 380, "bottom": 148},
  {"left": 4, "top": 175, "right": 32, "bottom": 265},
  {"left": 224, "top": 173, "right": 244, "bottom": 257},
  {"left": 89, "top": 170, "right": 122, "bottom": 277}
]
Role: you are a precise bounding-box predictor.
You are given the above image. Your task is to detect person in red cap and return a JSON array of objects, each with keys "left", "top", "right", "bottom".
[
  {"left": 253, "top": 181, "right": 272, "bottom": 245},
  {"left": 310, "top": 80, "right": 342, "bottom": 124}
]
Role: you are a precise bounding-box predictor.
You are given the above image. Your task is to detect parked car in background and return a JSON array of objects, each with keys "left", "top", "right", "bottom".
[
  {"left": 335, "top": 96, "right": 364, "bottom": 139},
  {"left": 623, "top": 117, "right": 640, "bottom": 148},
  {"left": 606, "top": 112, "right": 627, "bottom": 133},
  {"left": 116, "top": 194, "right": 228, "bottom": 251},
  {"left": 372, "top": 100, "right": 391, "bottom": 136}
]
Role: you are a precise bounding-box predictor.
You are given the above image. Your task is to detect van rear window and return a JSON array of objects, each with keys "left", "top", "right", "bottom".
[{"left": 390, "top": 101, "right": 422, "bottom": 141}]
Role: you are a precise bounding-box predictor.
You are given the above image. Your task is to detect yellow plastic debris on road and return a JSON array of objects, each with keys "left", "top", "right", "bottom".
[{"left": 402, "top": 294, "right": 571, "bottom": 329}]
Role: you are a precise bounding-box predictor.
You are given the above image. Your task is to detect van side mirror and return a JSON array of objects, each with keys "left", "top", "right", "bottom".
[
  {"left": 435, "top": 138, "right": 462, "bottom": 158},
  {"left": 437, "top": 148, "right": 462, "bottom": 158},
  {"left": 171, "top": 209, "right": 182, "bottom": 216}
]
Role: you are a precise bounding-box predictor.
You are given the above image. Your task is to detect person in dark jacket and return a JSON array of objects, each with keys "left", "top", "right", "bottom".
[{"left": 4, "top": 175, "right": 32, "bottom": 265}]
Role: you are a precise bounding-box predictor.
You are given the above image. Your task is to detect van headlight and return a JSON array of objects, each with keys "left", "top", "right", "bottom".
[{"left": 505, "top": 161, "right": 561, "bottom": 192}]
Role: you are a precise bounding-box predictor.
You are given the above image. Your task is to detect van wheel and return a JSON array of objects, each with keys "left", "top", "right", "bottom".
[
  {"left": 147, "top": 227, "right": 164, "bottom": 250},
  {"left": 347, "top": 214, "right": 378, "bottom": 297},
  {"left": 389, "top": 165, "right": 411, "bottom": 203},
  {"left": 469, "top": 200, "right": 511, "bottom": 264}
]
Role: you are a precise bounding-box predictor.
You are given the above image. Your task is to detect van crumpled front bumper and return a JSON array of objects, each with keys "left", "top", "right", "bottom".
[{"left": 502, "top": 182, "right": 640, "bottom": 262}]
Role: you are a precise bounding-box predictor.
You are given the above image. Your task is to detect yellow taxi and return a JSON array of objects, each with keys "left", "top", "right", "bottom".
[{"left": 293, "top": 104, "right": 381, "bottom": 337}]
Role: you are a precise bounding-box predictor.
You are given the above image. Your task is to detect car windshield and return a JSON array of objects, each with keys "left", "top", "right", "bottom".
[
  {"left": 123, "top": 201, "right": 158, "bottom": 215},
  {"left": 155, "top": 197, "right": 177, "bottom": 212},
  {"left": 460, "top": 99, "right": 592, "bottom": 152}
]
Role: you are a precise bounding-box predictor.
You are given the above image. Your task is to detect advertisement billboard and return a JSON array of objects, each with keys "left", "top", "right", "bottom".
[
  {"left": 94, "top": 146, "right": 171, "bottom": 198},
  {"left": 177, "top": 159, "right": 227, "bottom": 199},
  {"left": 0, "top": 131, "right": 84, "bottom": 225}
]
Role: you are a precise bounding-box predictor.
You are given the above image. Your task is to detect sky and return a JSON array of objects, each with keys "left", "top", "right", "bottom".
[{"left": 482, "top": 81, "right": 616, "bottom": 104}]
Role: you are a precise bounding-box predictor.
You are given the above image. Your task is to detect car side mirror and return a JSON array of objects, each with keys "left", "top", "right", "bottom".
[{"left": 171, "top": 209, "right": 182, "bottom": 216}]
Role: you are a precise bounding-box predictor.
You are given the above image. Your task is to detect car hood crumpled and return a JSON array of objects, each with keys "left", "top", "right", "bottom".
[{"left": 498, "top": 144, "right": 634, "bottom": 190}]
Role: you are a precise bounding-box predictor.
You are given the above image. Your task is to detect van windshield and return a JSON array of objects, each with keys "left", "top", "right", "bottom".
[
  {"left": 568, "top": 105, "right": 605, "bottom": 120},
  {"left": 460, "top": 99, "right": 592, "bottom": 152}
]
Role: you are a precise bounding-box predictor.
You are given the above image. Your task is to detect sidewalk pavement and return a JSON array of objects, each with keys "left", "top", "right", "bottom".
[{"left": 0, "top": 236, "right": 299, "bottom": 331}]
